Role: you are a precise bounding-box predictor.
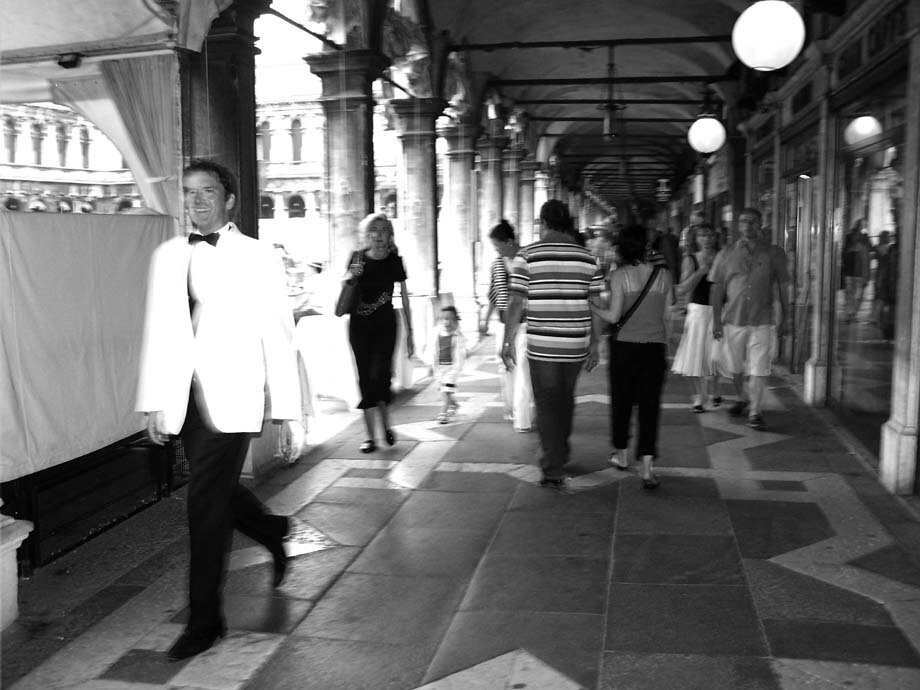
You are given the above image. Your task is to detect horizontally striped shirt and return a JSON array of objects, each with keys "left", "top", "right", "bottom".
[
  {"left": 509, "top": 239, "right": 604, "bottom": 362},
  {"left": 487, "top": 256, "right": 509, "bottom": 311}
]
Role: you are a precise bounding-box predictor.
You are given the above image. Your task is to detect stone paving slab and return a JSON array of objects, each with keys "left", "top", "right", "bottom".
[{"left": 4, "top": 340, "right": 920, "bottom": 690}]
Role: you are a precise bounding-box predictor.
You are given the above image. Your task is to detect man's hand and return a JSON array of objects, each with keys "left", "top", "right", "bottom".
[
  {"left": 146, "top": 411, "right": 169, "bottom": 446},
  {"left": 585, "top": 344, "right": 599, "bottom": 372},
  {"left": 712, "top": 323, "right": 723, "bottom": 340},
  {"left": 500, "top": 341, "right": 516, "bottom": 370},
  {"left": 280, "top": 419, "right": 306, "bottom": 463}
]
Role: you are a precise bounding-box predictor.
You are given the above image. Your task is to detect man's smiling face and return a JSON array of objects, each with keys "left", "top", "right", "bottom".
[{"left": 183, "top": 170, "right": 234, "bottom": 234}]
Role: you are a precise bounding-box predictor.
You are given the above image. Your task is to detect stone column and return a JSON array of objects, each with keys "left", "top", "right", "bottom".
[
  {"left": 0, "top": 501, "right": 32, "bottom": 630},
  {"left": 180, "top": 0, "right": 269, "bottom": 237},
  {"left": 388, "top": 98, "right": 445, "bottom": 298},
  {"left": 477, "top": 126, "right": 508, "bottom": 296},
  {"left": 880, "top": 5, "right": 920, "bottom": 494},
  {"left": 305, "top": 50, "right": 388, "bottom": 274},
  {"left": 502, "top": 145, "right": 525, "bottom": 231},
  {"left": 534, "top": 167, "right": 549, "bottom": 227},
  {"left": 804, "top": 84, "right": 832, "bottom": 407},
  {"left": 519, "top": 160, "right": 538, "bottom": 245},
  {"left": 273, "top": 192, "right": 288, "bottom": 219},
  {"left": 438, "top": 122, "right": 478, "bottom": 312}
]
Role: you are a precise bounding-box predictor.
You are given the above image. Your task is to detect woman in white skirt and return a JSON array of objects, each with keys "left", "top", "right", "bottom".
[{"left": 671, "top": 223, "right": 721, "bottom": 412}]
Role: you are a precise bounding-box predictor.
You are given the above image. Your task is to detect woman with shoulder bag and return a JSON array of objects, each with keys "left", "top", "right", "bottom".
[
  {"left": 344, "top": 213, "right": 414, "bottom": 453},
  {"left": 593, "top": 224, "right": 674, "bottom": 490},
  {"left": 670, "top": 223, "right": 722, "bottom": 412}
]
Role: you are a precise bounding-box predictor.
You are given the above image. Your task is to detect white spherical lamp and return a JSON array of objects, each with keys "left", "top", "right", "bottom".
[
  {"left": 732, "top": 1, "right": 806, "bottom": 71},
  {"left": 687, "top": 116, "right": 727, "bottom": 154},
  {"left": 843, "top": 116, "right": 882, "bottom": 146}
]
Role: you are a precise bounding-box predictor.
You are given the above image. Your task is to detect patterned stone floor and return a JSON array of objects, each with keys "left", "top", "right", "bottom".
[{"left": 4, "top": 335, "right": 920, "bottom": 690}]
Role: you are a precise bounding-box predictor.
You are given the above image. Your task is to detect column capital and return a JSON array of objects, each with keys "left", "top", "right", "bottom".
[
  {"left": 502, "top": 145, "right": 526, "bottom": 171},
  {"left": 305, "top": 50, "right": 390, "bottom": 100},
  {"left": 477, "top": 134, "right": 509, "bottom": 164},
  {"left": 437, "top": 123, "right": 478, "bottom": 155},
  {"left": 389, "top": 98, "right": 448, "bottom": 138}
]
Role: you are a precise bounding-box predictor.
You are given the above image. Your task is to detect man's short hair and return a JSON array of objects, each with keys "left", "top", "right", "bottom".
[
  {"left": 184, "top": 159, "right": 237, "bottom": 201},
  {"left": 739, "top": 207, "right": 762, "bottom": 223},
  {"left": 441, "top": 305, "right": 459, "bottom": 319}
]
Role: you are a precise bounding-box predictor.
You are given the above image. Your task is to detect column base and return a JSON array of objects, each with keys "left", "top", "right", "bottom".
[
  {"left": 880, "top": 419, "right": 918, "bottom": 495},
  {"left": 1, "top": 514, "right": 33, "bottom": 630},
  {"left": 803, "top": 358, "right": 828, "bottom": 406}
]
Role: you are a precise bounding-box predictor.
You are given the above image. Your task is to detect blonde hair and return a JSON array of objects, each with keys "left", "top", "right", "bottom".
[{"left": 358, "top": 212, "right": 396, "bottom": 252}]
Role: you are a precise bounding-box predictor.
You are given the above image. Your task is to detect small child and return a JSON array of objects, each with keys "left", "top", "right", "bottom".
[{"left": 426, "top": 306, "right": 467, "bottom": 423}]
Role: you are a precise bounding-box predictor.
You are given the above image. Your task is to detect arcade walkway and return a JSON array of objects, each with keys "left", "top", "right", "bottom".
[{"left": 4, "top": 336, "right": 920, "bottom": 690}]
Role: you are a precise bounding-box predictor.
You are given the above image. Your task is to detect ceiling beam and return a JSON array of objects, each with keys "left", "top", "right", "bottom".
[
  {"left": 529, "top": 116, "right": 695, "bottom": 123},
  {"left": 514, "top": 98, "right": 704, "bottom": 106},
  {"left": 492, "top": 75, "right": 733, "bottom": 86},
  {"left": 449, "top": 35, "right": 731, "bottom": 51}
]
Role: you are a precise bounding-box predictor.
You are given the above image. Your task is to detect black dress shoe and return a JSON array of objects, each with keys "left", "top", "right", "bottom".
[
  {"left": 360, "top": 439, "right": 376, "bottom": 453},
  {"left": 384, "top": 428, "right": 396, "bottom": 446},
  {"left": 167, "top": 628, "right": 224, "bottom": 661},
  {"left": 270, "top": 517, "right": 290, "bottom": 588}
]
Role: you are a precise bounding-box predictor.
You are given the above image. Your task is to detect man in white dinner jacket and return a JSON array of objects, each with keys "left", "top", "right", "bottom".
[{"left": 137, "top": 159, "right": 302, "bottom": 661}]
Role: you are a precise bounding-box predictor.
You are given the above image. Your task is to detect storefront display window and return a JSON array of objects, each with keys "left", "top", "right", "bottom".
[{"left": 829, "top": 73, "right": 905, "bottom": 455}]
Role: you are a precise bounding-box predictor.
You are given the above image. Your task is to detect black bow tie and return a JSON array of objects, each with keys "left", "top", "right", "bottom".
[{"left": 189, "top": 232, "right": 220, "bottom": 247}]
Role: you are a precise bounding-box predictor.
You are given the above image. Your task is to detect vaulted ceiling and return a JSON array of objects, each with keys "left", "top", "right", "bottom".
[{"left": 423, "top": 0, "right": 756, "bottom": 205}]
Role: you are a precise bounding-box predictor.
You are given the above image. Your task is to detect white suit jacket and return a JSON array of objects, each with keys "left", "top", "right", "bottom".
[{"left": 136, "top": 224, "right": 300, "bottom": 434}]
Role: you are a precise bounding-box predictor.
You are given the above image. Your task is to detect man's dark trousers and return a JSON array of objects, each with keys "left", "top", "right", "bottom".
[
  {"left": 528, "top": 358, "right": 584, "bottom": 480},
  {"left": 180, "top": 392, "right": 287, "bottom": 635}
]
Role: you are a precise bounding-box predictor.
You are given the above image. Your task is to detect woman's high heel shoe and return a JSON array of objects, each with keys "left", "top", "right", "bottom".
[{"left": 640, "top": 454, "right": 660, "bottom": 490}]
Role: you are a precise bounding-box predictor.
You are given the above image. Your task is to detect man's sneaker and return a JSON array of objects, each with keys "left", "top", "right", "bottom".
[
  {"left": 728, "top": 400, "right": 749, "bottom": 417},
  {"left": 748, "top": 414, "right": 767, "bottom": 431},
  {"left": 436, "top": 412, "right": 448, "bottom": 424}
]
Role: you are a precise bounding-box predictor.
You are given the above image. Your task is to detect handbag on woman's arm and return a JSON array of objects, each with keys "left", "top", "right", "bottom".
[{"left": 334, "top": 251, "right": 362, "bottom": 317}]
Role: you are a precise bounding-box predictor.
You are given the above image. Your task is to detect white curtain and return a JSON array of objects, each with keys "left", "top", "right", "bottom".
[
  {"left": 51, "top": 53, "right": 181, "bottom": 225},
  {"left": 101, "top": 55, "right": 182, "bottom": 221}
]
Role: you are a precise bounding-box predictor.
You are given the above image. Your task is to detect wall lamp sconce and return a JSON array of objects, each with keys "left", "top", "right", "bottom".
[
  {"left": 732, "top": 1, "right": 805, "bottom": 71},
  {"left": 56, "top": 53, "right": 84, "bottom": 69}
]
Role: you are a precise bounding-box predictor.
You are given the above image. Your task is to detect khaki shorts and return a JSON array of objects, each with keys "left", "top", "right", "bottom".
[{"left": 721, "top": 324, "right": 774, "bottom": 377}]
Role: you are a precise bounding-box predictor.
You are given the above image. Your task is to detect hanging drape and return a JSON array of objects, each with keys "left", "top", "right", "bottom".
[
  {"left": 0, "top": 212, "right": 174, "bottom": 482},
  {"left": 51, "top": 53, "right": 181, "bottom": 225},
  {"left": 101, "top": 55, "right": 182, "bottom": 222}
]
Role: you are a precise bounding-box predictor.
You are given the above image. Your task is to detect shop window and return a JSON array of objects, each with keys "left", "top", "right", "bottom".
[
  {"left": 287, "top": 194, "right": 305, "bottom": 218},
  {"left": 829, "top": 74, "right": 906, "bottom": 457},
  {"left": 259, "top": 194, "right": 275, "bottom": 219},
  {"left": 291, "top": 118, "right": 302, "bottom": 162}
]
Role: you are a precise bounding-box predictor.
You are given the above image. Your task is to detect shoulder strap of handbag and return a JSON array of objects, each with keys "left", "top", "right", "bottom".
[{"left": 615, "top": 265, "right": 662, "bottom": 330}]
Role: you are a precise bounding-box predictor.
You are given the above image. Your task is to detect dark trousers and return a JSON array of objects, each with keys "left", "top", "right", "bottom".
[
  {"left": 529, "top": 358, "right": 584, "bottom": 480},
  {"left": 348, "top": 307, "right": 397, "bottom": 409},
  {"left": 180, "top": 392, "right": 287, "bottom": 634},
  {"left": 608, "top": 340, "right": 667, "bottom": 458}
]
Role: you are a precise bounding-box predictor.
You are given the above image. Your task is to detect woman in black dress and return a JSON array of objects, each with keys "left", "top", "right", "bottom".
[{"left": 345, "top": 213, "right": 415, "bottom": 452}]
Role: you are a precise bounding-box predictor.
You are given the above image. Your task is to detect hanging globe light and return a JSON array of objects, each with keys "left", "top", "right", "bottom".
[
  {"left": 843, "top": 116, "right": 883, "bottom": 146},
  {"left": 687, "top": 116, "right": 727, "bottom": 154},
  {"left": 732, "top": 1, "right": 806, "bottom": 71}
]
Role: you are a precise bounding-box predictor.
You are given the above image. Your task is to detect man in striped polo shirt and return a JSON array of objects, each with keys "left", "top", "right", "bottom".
[{"left": 502, "top": 200, "right": 605, "bottom": 487}]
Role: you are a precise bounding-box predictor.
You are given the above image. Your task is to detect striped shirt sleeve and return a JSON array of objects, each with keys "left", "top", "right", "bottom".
[{"left": 487, "top": 257, "right": 509, "bottom": 310}]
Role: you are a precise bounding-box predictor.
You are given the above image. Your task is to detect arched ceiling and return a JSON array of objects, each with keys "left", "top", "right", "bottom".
[{"left": 423, "top": 0, "right": 752, "bottom": 207}]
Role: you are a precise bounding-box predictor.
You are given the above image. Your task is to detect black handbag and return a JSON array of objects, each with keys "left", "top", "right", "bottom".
[
  {"left": 334, "top": 251, "right": 362, "bottom": 317},
  {"left": 609, "top": 265, "right": 662, "bottom": 339}
]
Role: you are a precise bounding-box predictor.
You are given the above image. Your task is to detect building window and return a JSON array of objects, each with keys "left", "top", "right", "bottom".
[
  {"left": 31, "top": 122, "right": 43, "bottom": 165},
  {"left": 259, "top": 195, "right": 275, "bottom": 219},
  {"left": 287, "top": 194, "right": 305, "bottom": 218},
  {"left": 56, "top": 123, "right": 69, "bottom": 167},
  {"left": 291, "top": 118, "right": 302, "bottom": 162},
  {"left": 259, "top": 120, "right": 271, "bottom": 161},
  {"left": 80, "top": 126, "right": 90, "bottom": 169},
  {"left": 4, "top": 117, "right": 18, "bottom": 163}
]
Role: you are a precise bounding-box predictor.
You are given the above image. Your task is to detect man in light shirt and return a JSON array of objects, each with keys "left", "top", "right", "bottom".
[{"left": 137, "top": 159, "right": 303, "bottom": 661}]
